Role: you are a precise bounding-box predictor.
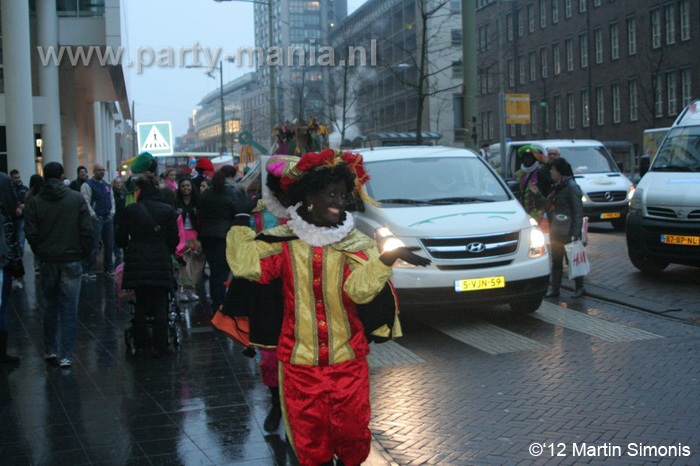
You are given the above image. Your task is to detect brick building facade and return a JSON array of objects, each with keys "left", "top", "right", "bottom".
[{"left": 476, "top": 0, "right": 699, "bottom": 166}]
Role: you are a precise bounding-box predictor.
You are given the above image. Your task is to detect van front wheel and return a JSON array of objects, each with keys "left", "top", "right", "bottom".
[
  {"left": 629, "top": 254, "right": 668, "bottom": 274},
  {"left": 510, "top": 296, "right": 543, "bottom": 314}
]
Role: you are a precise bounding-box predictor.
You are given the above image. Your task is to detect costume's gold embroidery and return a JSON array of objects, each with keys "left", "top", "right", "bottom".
[{"left": 289, "top": 242, "right": 317, "bottom": 365}]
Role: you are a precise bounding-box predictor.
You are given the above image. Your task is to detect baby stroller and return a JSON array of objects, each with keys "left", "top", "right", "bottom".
[{"left": 116, "top": 263, "right": 182, "bottom": 356}]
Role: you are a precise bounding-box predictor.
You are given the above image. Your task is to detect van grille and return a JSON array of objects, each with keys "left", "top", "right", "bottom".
[
  {"left": 587, "top": 191, "right": 627, "bottom": 202},
  {"left": 420, "top": 231, "right": 520, "bottom": 260},
  {"left": 688, "top": 210, "right": 700, "bottom": 220},
  {"left": 646, "top": 206, "right": 677, "bottom": 219}
]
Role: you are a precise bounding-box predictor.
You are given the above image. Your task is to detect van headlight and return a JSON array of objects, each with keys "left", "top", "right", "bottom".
[
  {"left": 582, "top": 194, "right": 589, "bottom": 203},
  {"left": 529, "top": 224, "right": 547, "bottom": 258},
  {"left": 627, "top": 186, "right": 636, "bottom": 200},
  {"left": 628, "top": 188, "right": 643, "bottom": 215},
  {"left": 375, "top": 227, "right": 416, "bottom": 268}
]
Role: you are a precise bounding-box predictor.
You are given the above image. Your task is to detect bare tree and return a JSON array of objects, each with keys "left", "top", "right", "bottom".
[
  {"left": 379, "top": 0, "right": 462, "bottom": 144},
  {"left": 631, "top": 46, "right": 678, "bottom": 128}
]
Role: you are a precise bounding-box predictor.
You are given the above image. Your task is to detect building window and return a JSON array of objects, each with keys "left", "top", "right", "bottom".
[
  {"left": 680, "top": 0, "right": 690, "bottom": 41},
  {"left": 681, "top": 68, "right": 692, "bottom": 106},
  {"left": 667, "top": 72, "right": 677, "bottom": 116},
  {"left": 651, "top": 9, "right": 661, "bottom": 49},
  {"left": 519, "top": 55, "right": 525, "bottom": 84},
  {"left": 529, "top": 50, "right": 537, "bottom": 81},
  {"left": 629, "top": 79, "right": 639, "bottom": 121},
  {"left": 665, "top": 4, "right": 676, "bottom": 45},
  {"left": 489, "top": 111, "right": 494, "bottom": 139},
  {"left": 581, "top": 88, "right": 590, "bottom": 127},
  {"left": 553, "top": 43, "right": 561, "bottom": 75},
  {"left": 594, "top": 0, "right": 601, "bottom": 6},
  {"left": 552, "top": 0, "right": 559, "bottom": 23},
  {"left": 653, "top": 75, "right": 663, "bottom": 117},
  {"left": 488, "top": 68, "right": 494, "bottom": 92},
  {"left": 595, "top": 86, "right": 604, "bottom": 125},
  {"left": 567, "top": 92, "right": 575, "bottom": 129},
  {"left": 579, "top": 33, "right": 588, "bottom": 68},
  {"left": 539, "top": 0, "right": 546, "bottom": 28},
  {"left": 451, "top": 29, "right": 463, "bottom": 47},
  {"left": 532, "top": 105, "right": 538, "bottom": 134},
  {"left": 540, "top": 47, "right": 548, "bottom": 78},
  {"left": 507, "top": 13, "right": 514, "bottom": 41},
  {"left": 485, "top": 23, "right": 491, "bottom": 48},
  {"left": 451, "top": 0, "right": 462, "bottom": 13},
  {"left": 579, "top": 0, "right": 586, "bottom": 13},
  {"left": 544, "top": 102, "right": 550, "bottom": 132},
  {"left": 627, "top": 16, "right": 637, "bottom": 55},
  {"left": 554, "top": 95, "right": 562, "bottom": 130},
  {"left": 508, "top": 58, "right": 515, "bottom": 88},
  {"left": 610, "top": 23, "right": 619, "bottom": 60},
  {"left": 594, "top": 28, "right": 603, "bottom": 64},
  {"left": 452, "top": 60, "right": 463, "bottom": 79},
  {"left": 528, "top": 3, "right": 535, "bottom": 33},
  {"left": 565, "top": 0, "right": 572, "bottom": 18},
  {"left": 566, "top": 38, "right": 574, "bottom": 71},
  {"left": 612, "top": 83, "right": 621, "bottom": 123},
  {"left": 517, "top": 8, "right": 524, "bottom": 37},
  {"left": 520, "top": 122, "right": 527, "bottom": 136}
]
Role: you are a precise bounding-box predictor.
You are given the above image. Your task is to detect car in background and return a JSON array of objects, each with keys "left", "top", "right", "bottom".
[
  {"left": 489, "top": 139, "right": 634, "bottom": 230},
  {"left": 626, "top": 100, "right": 700, "bottom": 273}
]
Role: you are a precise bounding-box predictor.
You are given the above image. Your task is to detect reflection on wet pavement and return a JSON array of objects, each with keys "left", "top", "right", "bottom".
[{"left": 1, "top": 265, "right": 300, "bottom": 465}]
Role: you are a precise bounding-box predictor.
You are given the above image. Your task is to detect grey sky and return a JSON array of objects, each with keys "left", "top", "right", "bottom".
[{"left": 125, "top": 0, "right": 368, "bottom": 138}]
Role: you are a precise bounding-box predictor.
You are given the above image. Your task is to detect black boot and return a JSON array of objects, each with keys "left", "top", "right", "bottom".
[
  {"left": 0, "top": 331, "right": 21, "bottom": 366},
  {"left": 571, "top": 277, "right": 585, "bottom": 298},
  {"left": 545, "top": 267, "right": 562, "bottom": 298},
  {"left": 264, "top": 385, "right": 282, "bottom": 432}
]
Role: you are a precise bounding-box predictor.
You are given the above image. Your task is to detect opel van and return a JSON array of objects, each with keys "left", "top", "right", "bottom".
[{"left": 626, "top": 100, "right": 700, "bottom": 272}]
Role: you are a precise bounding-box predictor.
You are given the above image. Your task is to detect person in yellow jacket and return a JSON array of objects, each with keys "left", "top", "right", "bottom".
[{"left": 226, "top": 149, "right": 429, "bottom": 466}]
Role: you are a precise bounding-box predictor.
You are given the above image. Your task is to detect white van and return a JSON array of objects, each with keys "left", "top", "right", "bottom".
[
  {"left": 489, "top": 139, "right": 634, "bottom": 230},
  {"left": 626, "top": 100, "right": 700, "bottom": 272},
  {"left": 350, "top": 146, "right": 550, "bottom": 313}
]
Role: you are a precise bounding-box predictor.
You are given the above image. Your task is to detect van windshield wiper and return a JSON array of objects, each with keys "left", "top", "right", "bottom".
[
  {"left": 426, "top": 197, "right": 496, "bottom": 204},
  {"left": 652, "top": 165, "right": 695, "bottom": 172},
  {"left": 376, "top": 198, "right": 432, "bottom": 205}
]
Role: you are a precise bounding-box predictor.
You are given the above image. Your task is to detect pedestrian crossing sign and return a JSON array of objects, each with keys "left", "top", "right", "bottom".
[{"left": 137, "top": 121, "right": 173, "bottom": 156}]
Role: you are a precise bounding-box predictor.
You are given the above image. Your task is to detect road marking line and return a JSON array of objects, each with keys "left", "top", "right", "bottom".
[
  {"left": 534, "top": 302, "right": 663, "bottom": 342},
  {"left": 425, "top": 320, "right": 548, "bottom": 354},
  {"left": 368, "top": 340, "right": 426, "bottom": 367}
]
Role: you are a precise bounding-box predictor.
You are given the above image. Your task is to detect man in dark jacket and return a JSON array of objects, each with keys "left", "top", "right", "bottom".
[
  {"left": 81, "top": 163, "right": 116, "bottom": 278},
  {"left": 25, "top": 162, "right": 94, "bottom": 369},
  {"left": 69, "top": 166, "right": 88, "bottom": 192},
  {"left": 9, "top": 170, "right": 28, "bottom": 290}
]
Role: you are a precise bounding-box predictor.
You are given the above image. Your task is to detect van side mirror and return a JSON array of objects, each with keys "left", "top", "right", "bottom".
[
  {"left": 506, "top": 180, "right": 521, "bottom": 198},
  {"left": 639, "top": 155, "right": 650, "bottom": 177},
  {"left": 617, "top": 161, "right": 624, "bottom": 173}
]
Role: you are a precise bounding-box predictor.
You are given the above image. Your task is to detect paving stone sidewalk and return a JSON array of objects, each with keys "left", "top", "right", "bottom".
[{"left": 562, "top": 227, "right": 700, "bottom": 317}]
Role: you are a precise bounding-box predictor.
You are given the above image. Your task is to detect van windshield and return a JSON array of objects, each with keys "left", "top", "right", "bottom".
[
  {"left": 555, "top": 146, "right": 618, "bottom": 174},
  {"left": 651, "top": 126, "right": 700, "bottom": 172},
  {"left": 364, "top": 157, "right": 511, "bottom": 206}
]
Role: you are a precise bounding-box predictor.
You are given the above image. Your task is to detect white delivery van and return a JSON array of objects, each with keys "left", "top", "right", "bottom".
[
  {"left": 489, "top": 139, "right": 634, "bottom": 230},
  {"left": 349, "top": 146, "right": 550, "bottom": 313},
  {"left": 626, "top": 100, "right": 700, "bottom": 273}
]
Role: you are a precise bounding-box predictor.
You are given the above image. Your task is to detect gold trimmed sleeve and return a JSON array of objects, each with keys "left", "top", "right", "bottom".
[
  {"left": 343, "top": 254, "right": 394, "bottom": 305},
  {"left": 226, "top": 226, "right": 283, "bottom": 283}
]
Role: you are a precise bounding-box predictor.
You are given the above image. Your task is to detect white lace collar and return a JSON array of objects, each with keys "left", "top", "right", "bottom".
[
  {"left": 263, "top": 190, "right": 289, "bottom": 219},
  {"left": 286, "top": 203, "right": 354, "bottom": 247}
]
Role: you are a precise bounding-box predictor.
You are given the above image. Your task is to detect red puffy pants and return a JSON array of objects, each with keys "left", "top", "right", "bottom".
[{"left": 280, "top": 358, "right": 371, "bottom": 466}]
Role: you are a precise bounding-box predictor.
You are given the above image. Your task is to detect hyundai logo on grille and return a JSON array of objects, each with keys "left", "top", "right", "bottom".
[
  {"left": 466, "top": 242, "right": 486, "bottom": 253},
  {"left": 604, "top": 191, "right": 613, "bottom": 201}
]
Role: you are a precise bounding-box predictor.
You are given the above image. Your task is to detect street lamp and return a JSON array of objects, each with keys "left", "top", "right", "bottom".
[
  {"left": 187, "top": 61, "right": 228, "bottom": 154},
  {"left": 214, "top": 0, "right": 277, "bottom": 142}
]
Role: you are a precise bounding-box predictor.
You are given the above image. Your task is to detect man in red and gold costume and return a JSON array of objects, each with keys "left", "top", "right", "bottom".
[{"left": 226, "top": 149, "right": 429, "bottom": 466}]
